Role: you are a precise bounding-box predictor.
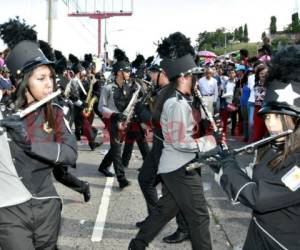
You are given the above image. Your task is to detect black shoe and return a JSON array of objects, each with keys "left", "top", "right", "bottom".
[
  {"left": 89, "top": 141, "right": 101, "bottom": 151},
  {"left": 82, "top": 182, "right": 91, "bottom": 202},
  {"left": 128, "top": 239, "right": 147, "bottom": 250},
  {"left": 92, "top": 127, "right": 98, "bottom": 140},
  {"left": 135, "top": 220, "right": 145, "bottom": 228},
  {"left": 162, "top": 230, "right": 189, "bottom": 244},
  {"left": 98, "top": 167, "right": 115, "bottom": 177},
  {"left": 119, "top": 178, "right": 131, "bottom": 189}
]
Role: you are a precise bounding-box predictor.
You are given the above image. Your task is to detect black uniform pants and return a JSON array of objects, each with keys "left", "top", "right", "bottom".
[
  {"left": 53, "top": 166, "right": 87, "bottom": 194},
  {"left": 135, "top": 166, "right": 212, "bottom": 250},
  {"left": 122, "top": 122, "right": 150, "bottom": 167},
  {"left": 100, "top": 119, "right": 126, "bottom": 182},
  {"left": 73, "top": 106, "right": 95, "bottom": 142},
  {"left": 138, "top": 136, "right": 162, "bottom": 214},
  {"left": 138, "top": 136, "right": 188, "bottom": 233},
  {"left": 0, "top": 198, "right": 61, "bottom": 250}
]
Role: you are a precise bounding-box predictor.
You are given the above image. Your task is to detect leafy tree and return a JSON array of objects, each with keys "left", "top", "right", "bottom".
[
  {"left": 196, "top": 26, "right": 248, "bottom": 51},
  {"left": 284, "top": 12, "right": 300, "bottom": 33},
  {"left": 291, "top": 12, "right": 300, "bottom": 32},
  {"left": 270, "top": 16, "right": 277, "bottom": 34},
  {"left": 233, "top": 28, "right": 238, "bottom": 41},
  {"left": 238, "top": 26, "right": 243, "bottom": 41},
  {"left": 243, "top": 24, "right": 249, "bottom": 42}
]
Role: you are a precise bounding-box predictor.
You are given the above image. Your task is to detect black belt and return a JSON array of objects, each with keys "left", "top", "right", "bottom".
[{"left": 203, "top": 94, "right": 214, "bottom": 96}]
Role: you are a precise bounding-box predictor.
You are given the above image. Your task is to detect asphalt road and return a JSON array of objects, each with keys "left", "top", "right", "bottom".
[{"left": 55, "top": 120, "right": 253, "bottom": 250}]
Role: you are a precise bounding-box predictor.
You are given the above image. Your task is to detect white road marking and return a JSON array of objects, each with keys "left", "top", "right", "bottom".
[{"left": 91, "top": 176, "right": 114, "bottom": 242}]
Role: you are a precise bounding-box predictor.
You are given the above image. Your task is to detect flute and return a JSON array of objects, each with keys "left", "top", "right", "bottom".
[
  {"left": 18, "top": 89, "right": 62, "bottom": 118},
  {"left": 0, "top": 89, "right": 61, "bottom": 121},
  {"left": 186, "top": 129, "right": 293, "bottom": 171}
]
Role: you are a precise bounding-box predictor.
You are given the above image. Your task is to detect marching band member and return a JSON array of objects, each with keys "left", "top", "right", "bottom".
[
  {"left": 0, "top": 40, "right": 77, "bottom": 250},
  {"left": 208, "top": 45, "right": 300, "bottom": 250},
  {"left": 129, "top": 32, "right": 216, "bottom": 250},
  {"left": 98, "top": 48, "right": 135, "bottom": 189},
  {"left": 121, "top": 54, "right": 150, "bottom": 168},
  {"left": 135, "top": 55, "right": 191, "bottom": 244}
]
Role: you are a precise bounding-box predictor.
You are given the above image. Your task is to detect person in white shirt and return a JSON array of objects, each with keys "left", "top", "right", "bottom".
[{"left": 197, "top": 68, "right": 218, "bottom": 116}]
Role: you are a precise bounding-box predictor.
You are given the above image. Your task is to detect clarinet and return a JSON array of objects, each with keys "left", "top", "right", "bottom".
[
  {"left": 185, "top": 87, "right": 228, "bottom": 172},
  {"left": 194, "top": 86, "right": 229, "bottom": 152}
]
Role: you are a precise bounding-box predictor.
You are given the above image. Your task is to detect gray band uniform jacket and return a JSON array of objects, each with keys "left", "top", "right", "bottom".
[
  {"left": 0, "top": 103, "right": 78, "bottom": 208},
  {"left": 98, "top": 81, "right": 136, "bottom": 119},
  {"left": 158, "top": 91, "right": 216, "bottom": 174},
  {"left": 219, "top": 146, "right": 300, "bottom": 250}
]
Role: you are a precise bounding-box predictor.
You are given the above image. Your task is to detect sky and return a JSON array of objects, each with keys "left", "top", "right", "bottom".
[{"left": 0, "top": 0, "right": 298, "bottom": 61}]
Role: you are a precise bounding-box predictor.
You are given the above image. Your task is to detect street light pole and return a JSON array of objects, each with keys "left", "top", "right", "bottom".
[
  {"left": 104, "top": 17, "right": 108, "bottom": 69},
  {"left": 47, "top": 0, "right": 53, "bottom": 45},
  {"left": 224, "top": 32, "right": 227, "bottom": 54}
]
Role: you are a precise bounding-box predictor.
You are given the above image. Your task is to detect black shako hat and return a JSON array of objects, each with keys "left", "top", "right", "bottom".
[
  {"left": 157, "top": 32, "right": 196, "bottom": 80},
  {"left": 131, "top": 54, "right": 145, "bottom": 77},
  {"left": 258, "top": 45, "right": 300, "bottom": 117},
  {"left": 258, "top": 80, "right": 300, "bottom": 117},
  {"left": 112, "top": 48, "right": 131, "bottom": 74},
  {"left": 6, "top": 40, "right": 54, "bottom": 77},
  {"left": 148, "top": 55, "right": 163, "bottom": 72}
]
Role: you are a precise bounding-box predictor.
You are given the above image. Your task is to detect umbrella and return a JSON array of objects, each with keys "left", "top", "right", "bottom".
[
  {"left": 0, "top": 58, "right": 5, "bottom": 68},
  {"left": 197, "top": 50, "right": 217, "bottom": 58}
]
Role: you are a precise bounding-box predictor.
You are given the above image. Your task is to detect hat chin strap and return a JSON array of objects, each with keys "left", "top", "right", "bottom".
[
  {"left": 26, "top": 86, "right": 39, "bottom": 104},
  {"left": 121, "top": 71, "right": 125, "bottom": 82},
  {"left": 156, "top": 72, "right": 161, "bottom": 87}
]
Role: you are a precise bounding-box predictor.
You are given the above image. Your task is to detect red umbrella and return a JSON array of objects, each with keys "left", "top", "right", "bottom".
[{"left": 197, "top": 50, "right": 217, "bottom": 58}]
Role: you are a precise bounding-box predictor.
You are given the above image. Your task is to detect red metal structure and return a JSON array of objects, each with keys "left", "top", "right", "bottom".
[{"left": 65, "top": 0, "right": 133, "bottom": 56}]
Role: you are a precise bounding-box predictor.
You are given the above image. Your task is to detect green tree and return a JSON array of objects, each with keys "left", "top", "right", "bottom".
[
  {"left": 284, "top": 12, "right": 300, "bottom": 33},
  {"left": 270, "top": 16, "right": 277, "bottom": 34},
  {"left": 238, "top": 26, "right": 243, "bottom": 41},
  {"left": 243, "top": 24, "right": 249, "bottom": 42},
  {"left": 291, "top": 12, "right": 300, "bottom": 32},
  {"left": 196, "top": 27, "right": 235, "bottom": 50},
  {"left": 234, "top": 28, "right": 239, "bottom": 41}
]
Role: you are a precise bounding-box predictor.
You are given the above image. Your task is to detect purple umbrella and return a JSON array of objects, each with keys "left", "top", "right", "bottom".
[
  {"left": 197, "top": 50, "right": 217, "bottom": 58},
  {"left": 0, "top": 58, "right": 4, "bottom": 68}
]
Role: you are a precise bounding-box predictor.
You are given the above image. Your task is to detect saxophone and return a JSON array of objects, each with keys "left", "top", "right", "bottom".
[
  {"left": 117, "top": 81, "right": 142, "bottom": 142},
  {"left": 122, "top": 81, "right": 141, "bottom": 125},
  {"left": 82, "top": 77, "right": 98, "bottom": 118}
]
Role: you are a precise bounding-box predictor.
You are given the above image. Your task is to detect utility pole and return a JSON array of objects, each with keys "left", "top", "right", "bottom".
[
  {"left": 224, "top": 32, "right": 227, "bottom": 54},
  {"left": 104, "top": 18, "right": 108, "bottom": 69},
  {"left": 67, "top": 0, "right": 133, "bottom": 57},
  {"left": 294, "top": 0, "right": 299, "bottom": 13},
  {"left": 47, "top": 0, "right": 53, "bottom": 45}
]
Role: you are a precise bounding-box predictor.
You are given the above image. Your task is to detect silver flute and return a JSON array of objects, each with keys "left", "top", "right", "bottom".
[
  {"left": 186, "top": 129, "right": 293, "bottom": 171},
  {"left": 1, "top": 89, "right": 62, "bottom": 120}
]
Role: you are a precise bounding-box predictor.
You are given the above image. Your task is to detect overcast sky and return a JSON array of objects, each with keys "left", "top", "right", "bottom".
[{"left": 0, "top": 0, "right": 298, "bottom": 60}]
